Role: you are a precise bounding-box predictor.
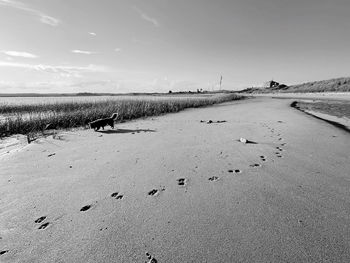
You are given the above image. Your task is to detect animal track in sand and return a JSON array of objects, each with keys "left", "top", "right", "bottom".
[
  {"left": 249, "top": 163, "right": 261, "bottom": 167},
  {"left": 38, "top": 222, "right": 50, "bottom": 230},
  {"left": 80, "top": 205, "right": 92, "bottom": 212},
  {"left": 148, "top": 189, "right": 158, "bottom": 196},
  {"left": 35, "top": 216, "right": 46, "bottom": 224},
  {"left": 208, "top": 176, "right": 219, "bottom": 181},
  {"left": 275, "top": 151, "right": 283, "bottom": 158},
  {"left": 228, "top": 169, "right": 241, "bottom": 173},
  {"left": 0, "top": 250, "right": 9, "bottom": 255},
  {"left": 145, "top": 252, "right": 158, "bottom": 263},
  {"left": 111, "top": 192, "right": 123, "bottom": 199},
  {"left": 177, "top": 178, "right": 186, "bottom": 186}
]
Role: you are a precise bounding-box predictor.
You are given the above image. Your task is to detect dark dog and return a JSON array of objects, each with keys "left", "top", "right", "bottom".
[{"left": 89, "top": 113, "right": 118, "bottom": 131}]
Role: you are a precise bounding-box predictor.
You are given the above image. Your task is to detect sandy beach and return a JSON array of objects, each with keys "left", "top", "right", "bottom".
[{"left": 1, "top": 97, "right": 350, "bottom": 262}]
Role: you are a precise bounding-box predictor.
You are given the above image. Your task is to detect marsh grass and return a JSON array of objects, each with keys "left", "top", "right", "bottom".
[{"left": 0, "top": 94, "right": 242, "bottom": 137}]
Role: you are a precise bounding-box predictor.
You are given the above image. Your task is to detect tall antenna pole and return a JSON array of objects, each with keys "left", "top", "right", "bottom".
[{"left": 219, "top": 75, "right": 222, "bottom": 90}]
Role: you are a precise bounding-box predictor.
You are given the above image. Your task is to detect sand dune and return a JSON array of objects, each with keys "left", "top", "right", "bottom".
[{"left": 1, "top": 97, "right": 350, "bottom": 262}]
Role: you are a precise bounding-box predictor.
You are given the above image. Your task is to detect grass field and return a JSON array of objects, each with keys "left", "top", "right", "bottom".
[{"left": 0, "top": 93, "right": 242, "bottom": 138}]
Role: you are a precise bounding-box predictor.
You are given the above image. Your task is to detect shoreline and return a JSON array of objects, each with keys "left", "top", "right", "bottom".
[{"left": 290, "top": 100, "right": 350, "bottom": 133}]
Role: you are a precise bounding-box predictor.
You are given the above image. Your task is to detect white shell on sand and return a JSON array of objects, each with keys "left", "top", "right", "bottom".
[{"left": 239, "top": 137, "right": 247, "bottom": 143}]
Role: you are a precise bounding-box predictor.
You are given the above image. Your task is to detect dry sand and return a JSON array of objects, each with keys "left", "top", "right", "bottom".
[{"left": 1, "top": 97, "right": 350, "bottom": 262}]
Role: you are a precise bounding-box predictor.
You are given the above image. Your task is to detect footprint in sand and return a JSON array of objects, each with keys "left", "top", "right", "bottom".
[
  {"left": 275, "top": 151, "right": 283, "bottom": 158},
  {"left": 260, "top": 155, "right": 266, "bottom": 162},
  {"left": 249, "top": 163, "right": 261, "bottom": 168},
  {"left": 35, "top": 216, "right": 47, "bottom": 224},
  {"left": 80, "top": 205, "right": 92, "bottom": 212},
  {"left": 38, "top": 222, "right": 50, "bottom": 230},
  {"left": 111, "top": 192, "right": 124, "bottom": 199},
  {"left": 177, "top": 178, "right": 186, "bottom": 186},
  {"left": 148, "top": 189, "right": 159, "bottom": 196},
  {"left": 228, "top": 169, "right": 241, "bottom": 174},
  {"left": 208, "top": 176, "right": 219, "bottom": 181},
  {"left": 145, "top": 252, "right": 157, "bottom": 263}
]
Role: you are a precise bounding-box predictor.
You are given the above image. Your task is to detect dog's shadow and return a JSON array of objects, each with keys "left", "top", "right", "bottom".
[{"left": 97, "top": 128, "right": 156, "bottom": 134}]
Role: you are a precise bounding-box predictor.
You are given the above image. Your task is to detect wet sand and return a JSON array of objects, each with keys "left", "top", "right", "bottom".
[
  {"left": 1, "top": 97, "right": 350, "bottom": 262},
  {"left": 292, "top": 100, "right": 350, "bottom": 131}
]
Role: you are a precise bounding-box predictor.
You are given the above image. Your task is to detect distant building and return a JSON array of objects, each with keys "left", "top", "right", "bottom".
[{"left": 269, "top": 80, "right": 280, "bottom": 88}]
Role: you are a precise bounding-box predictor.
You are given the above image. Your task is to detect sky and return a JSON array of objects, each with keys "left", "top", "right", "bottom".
[{"left": 0, "top": 0, "right": 350, "bottom": 93}]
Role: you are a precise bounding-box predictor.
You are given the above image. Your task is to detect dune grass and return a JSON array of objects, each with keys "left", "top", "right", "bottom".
[
  {"left": 0, "top": 93, "right": 242, "bottom": 138},
  {"left": 238, "top": 77, "right": 350, "bottom": 94},
  {"left": 287, "top": 77, "right": 350, "bottom": 93}
]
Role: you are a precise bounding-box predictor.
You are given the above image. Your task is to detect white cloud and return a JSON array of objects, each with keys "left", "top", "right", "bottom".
[
  {"left": 134, "top": 7, "right": 160, "bottom": 27},
  {"left": 114, "top": 48, "right": 122, "bottom": 52},
  {"left": 40, "top": 15, "right": 59, "bottom": 27},
  {"left": 71, "top": 50, "right": 96, "bottom": 55},
  {"left": 0, "top": 0, "right": 60, "bottom": 26},
  {"left": 0, "top": 61, "right": 109, "bottom": 78},
  {"left": 1, "top": 50, "right": 38, "bottom": 58}
]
